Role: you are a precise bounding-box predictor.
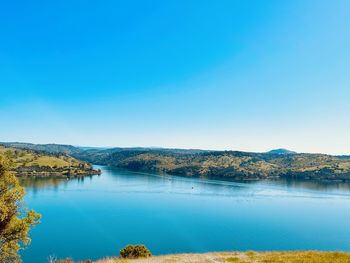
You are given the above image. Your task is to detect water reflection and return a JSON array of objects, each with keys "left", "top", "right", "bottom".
[
  {"left": 19, "top": 175, "right": 98, "bottom": 196},
  {"left": 110, "top": 168, "right": 350, "bottom": 195},
  {"left": 20, "top": 167, "right": 350, "bottom": 195},
  {"left": 246, "top": 178, "right": 350, "bottom": 192}
]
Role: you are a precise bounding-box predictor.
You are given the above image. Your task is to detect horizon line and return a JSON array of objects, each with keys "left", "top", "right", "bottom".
[{"left": 1, "top": 141, "right": 349, "bottom": 156}]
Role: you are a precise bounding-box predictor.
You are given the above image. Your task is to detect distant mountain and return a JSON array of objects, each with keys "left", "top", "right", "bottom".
[
  {"left": 267, "top": 148, "right": 297, "bottom": 155},
  {"left": 0, "top": 142, "right": 81, "bottom": 155}
]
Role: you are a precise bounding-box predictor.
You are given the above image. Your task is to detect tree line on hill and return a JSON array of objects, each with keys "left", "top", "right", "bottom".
[{"left": 2, "top": 142, "right": 350, "bottom": 182}]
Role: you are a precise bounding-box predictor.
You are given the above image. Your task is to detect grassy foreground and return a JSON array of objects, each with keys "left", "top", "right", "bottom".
[{"left": 90, "top": 251, "right": 350, "bottom": 263}]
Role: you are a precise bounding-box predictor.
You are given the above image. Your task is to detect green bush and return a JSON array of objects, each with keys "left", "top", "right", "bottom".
[{"left": 119, "top": 244, "right": 152, "bottom": 259}]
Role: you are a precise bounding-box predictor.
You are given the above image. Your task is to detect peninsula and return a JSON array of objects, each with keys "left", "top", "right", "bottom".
[{"left": 0, "top": 145, "right": 100, "bottom": 178}]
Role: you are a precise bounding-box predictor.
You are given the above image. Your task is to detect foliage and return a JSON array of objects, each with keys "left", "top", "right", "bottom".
[
  {"left": 2, "top": 142, "right": 350, "bottom": 181},
  {"left": 0, "top": 142, "right": 80, "bottom": 155},
  {"left": 0, "top": 146, "right": 100, "bottom": 178},
  {"left": 0, "top": 157, "right": 41, "bottom": 263},
  {"left": 119, "top": 244, "right": 152, "bottom": 259},
  {"left": 78, "top": 149, "right": 350, "bottom": 182}
]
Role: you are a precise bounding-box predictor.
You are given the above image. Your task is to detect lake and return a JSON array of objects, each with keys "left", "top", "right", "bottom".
[{"left": 21, "top": 166, "right": 350, "bottom": 262}]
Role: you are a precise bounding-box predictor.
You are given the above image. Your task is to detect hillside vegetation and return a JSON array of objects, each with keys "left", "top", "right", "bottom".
[
  {"left": 2, "top": 142, "right": 350, "bottom": 182},
  {"left": 77, "top": 149, "right": 350, "bottom": 182},
  {"left": 0, "top": 142, "right": 80, "bottom": 155},
  {"left": 0, "top": 146, "right": 100, "bottom": 177}
]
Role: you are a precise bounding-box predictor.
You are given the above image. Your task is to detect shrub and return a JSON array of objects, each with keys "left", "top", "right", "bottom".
[
  {"left": 56, "top": 259, "right": 74, "bottom": 263},
  {"left": 119, "top": 244, "right": 152, "bottom": 259}
]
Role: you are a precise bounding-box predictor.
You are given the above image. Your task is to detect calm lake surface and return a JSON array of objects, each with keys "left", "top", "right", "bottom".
[{"left": 21, "top": 166, "right": 350, "bottom": 262}]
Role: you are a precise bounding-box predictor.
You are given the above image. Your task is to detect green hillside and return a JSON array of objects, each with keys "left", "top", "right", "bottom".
[
  {"left": 0, "top": 146, "right": 100, "bottom": 177},
  {"left": 77, "top": 149, "right": 350, "bottom": 182},
  {"left": 2, "top": 142, "right": 350, "bottom": 182},
  {"left": 0, "top": 142, "right": 80, "bottom": 155}
]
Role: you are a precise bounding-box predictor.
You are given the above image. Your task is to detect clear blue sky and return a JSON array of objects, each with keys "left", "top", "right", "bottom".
[{"left": 1, "top": 0, "right": 349, "bottom": 154}]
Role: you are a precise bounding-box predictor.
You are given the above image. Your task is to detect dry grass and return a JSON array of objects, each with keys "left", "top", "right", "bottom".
[
  {"left": 92, "top": 251, "right": 350, "bottom": 263},
  {"left": 0, "top": 146, "right": 82, "bottom": 168}
]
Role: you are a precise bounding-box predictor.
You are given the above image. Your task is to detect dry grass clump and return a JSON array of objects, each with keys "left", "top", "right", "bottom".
[{"left": 242, "top": 251, "right": 350, "bottom": 263}]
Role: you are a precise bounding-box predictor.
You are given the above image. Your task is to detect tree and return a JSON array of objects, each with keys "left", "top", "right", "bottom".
[{"left": 0, "top": 157, "right": 40, "bottom": 263}]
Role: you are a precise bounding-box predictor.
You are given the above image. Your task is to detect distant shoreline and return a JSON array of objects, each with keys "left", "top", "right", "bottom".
[
  {"left": 2, "top": 142, "right": 350, "bottom": 183},
  {"left": 14, "top": 168, "right": 101, "bottom": 178},
  {"left": 102, "top": 165, "right": 350, "bottom": 185}
]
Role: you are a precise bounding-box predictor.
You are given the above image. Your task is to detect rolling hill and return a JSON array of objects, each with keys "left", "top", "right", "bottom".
[
  {"left": 77, "top": 148, "right": 350, "bottom": 182},
  {"left": 1, "top": 142, "right": 350, "bottom": 182},
  {"left": 0, "top": 145, "right": 100, "bottom": 177}
]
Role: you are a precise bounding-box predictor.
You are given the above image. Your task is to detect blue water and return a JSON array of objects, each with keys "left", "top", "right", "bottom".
[{"left": 21, "top": 166, "right": 350, "bottom": 262}]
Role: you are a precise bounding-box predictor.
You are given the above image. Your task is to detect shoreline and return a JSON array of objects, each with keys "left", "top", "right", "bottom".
[
  {"left": 102, "top": 164, "right": 350, "bottom": 184},
  {"left": 62, "top": 251, "right": 350, "bottom": 263},
  {"left": 14, "top": 168, "right": 101, "bottom": 178}
]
